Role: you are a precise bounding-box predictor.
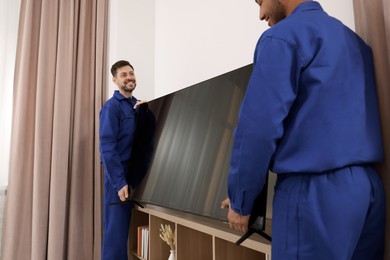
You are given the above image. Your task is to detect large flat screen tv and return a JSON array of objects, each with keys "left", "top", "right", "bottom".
[{"left": 134, "top": 64, "right": 268, "bottom": 224}]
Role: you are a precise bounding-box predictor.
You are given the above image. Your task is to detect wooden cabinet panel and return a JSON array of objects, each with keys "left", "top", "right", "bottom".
[
  {"left": 177, "top": 224, "right": 213, "bottom": 260},
  {"left": 215, "top": 237, "right": 265, "bottom": 260},
  {"left": 129, "top": 205, "right": 271, "bottom": 260}
]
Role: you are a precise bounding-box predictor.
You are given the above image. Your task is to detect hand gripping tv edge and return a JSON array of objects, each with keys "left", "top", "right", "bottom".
[{"left": 236, "top": 174, "right": 272, "bottom": 245}]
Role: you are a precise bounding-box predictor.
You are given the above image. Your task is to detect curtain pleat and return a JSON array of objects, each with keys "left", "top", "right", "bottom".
[
  {"left": 353, "top": 0, "right": 390, "bottom": 258},
  {"left": 2, "top": 0, "right": 107, "bottom": 259}
]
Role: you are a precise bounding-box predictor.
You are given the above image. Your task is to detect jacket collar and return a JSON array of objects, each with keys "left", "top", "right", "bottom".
[
  {"left": 114, "top": 90, "right": 136, "bottom": 102},
  {"left": 290, "top": 1, "right": 323, "bottom": 16}
]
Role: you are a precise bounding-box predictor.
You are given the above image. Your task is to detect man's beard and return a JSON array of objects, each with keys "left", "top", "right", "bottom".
[
  {"left": 270, "top": 0, "right": 286, "bottom": 26},
  {"left": 121, "top": 80, "right": 136, "bottom": 93}
]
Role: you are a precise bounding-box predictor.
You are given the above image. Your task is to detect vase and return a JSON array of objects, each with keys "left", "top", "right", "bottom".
[{"left": 168, "top": 250, "right": 176, "bottom": 260}]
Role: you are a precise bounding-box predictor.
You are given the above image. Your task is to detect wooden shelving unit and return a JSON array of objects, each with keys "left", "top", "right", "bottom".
[{"left": 129, "top": 204, "right": 272, "bottom": 260}]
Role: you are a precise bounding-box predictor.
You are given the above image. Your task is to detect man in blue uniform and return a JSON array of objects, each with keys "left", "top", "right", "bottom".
[
  {"left": 100, "top": 60, "right": 144, "bottom": 259},
  {"left": 221, "top": 1, "right": 385, "bottom": 259}
]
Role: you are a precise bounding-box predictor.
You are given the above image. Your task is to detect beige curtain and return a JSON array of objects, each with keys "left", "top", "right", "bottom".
[
  {"left": 353, "top": 0, "right": 390, "bottom": 258},
  {"left": 2, "top": 0, "right": 108, "bottom": 259}
]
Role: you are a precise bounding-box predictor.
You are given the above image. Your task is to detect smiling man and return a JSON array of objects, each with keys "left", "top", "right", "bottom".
[
  {"left": 99, "top": 60, "right": 144, "bottom": 260},
  {"left": 222, "top": 1, "right": 385, "bottom": 259}
]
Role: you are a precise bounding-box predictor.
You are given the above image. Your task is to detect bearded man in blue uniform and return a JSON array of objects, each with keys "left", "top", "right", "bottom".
[
  {"left": 99, "top": 60, "right": 148, "bottom": 259},
  {"left": 222, "top": 1, "right": 385, "bottom": 259}
]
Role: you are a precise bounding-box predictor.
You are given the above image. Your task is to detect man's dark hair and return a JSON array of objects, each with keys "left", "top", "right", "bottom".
[{"left": 111, "top": 60, "right": 134, "bottom": 77}]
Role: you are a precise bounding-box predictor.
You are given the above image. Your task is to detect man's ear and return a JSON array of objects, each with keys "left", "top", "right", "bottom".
[{"left": 112, "top": 76, "right": 117, "bottom": 84}]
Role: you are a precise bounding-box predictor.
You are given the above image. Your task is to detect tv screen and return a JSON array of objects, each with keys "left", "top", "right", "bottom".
[{"left": 134, "top": 64, "right": 268, "bottom": 223}]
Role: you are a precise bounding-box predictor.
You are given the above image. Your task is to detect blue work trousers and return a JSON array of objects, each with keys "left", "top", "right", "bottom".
[
  {"left": 102, "top": 176, "right": 133, "bottom": 260},
  {"left": 272, "top": 165, "right": 385, "bottom": 260}
]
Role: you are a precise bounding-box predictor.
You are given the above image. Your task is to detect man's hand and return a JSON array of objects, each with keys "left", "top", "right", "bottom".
[
  {"left": 118, "top": 185, "right": 129, "bottom": 201},
  {"left": 221, "top": 197, "right": 250, "bottom": 233},
  {"left": 133, "top": 100, "right": 147, "bottom": 109}
]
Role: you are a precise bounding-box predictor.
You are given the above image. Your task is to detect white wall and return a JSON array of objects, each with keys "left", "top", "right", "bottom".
[
  {"left": 153, "top": 0, "right": 264, "bottom": 97},
  {"left": 0, "top": 0, "right": 21, "bottom": 189},
  {"left": 107, "top": 0, "right": 155, "bottom": 101}
]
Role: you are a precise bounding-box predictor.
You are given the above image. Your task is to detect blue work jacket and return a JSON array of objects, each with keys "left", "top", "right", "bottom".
[
  {"left": 228, "top": 1, "right": 384, "bottom": 215},
  {"left": 100, "top": 90, "right": 137, "bottom": 191}
]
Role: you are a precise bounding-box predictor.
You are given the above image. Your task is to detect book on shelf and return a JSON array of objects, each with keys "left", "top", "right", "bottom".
[{"left": 137, "top": 225, "right": 149, "bottom": 259}]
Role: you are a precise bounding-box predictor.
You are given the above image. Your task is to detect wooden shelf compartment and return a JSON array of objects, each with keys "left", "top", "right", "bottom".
[
  {"left": 129, "top": 210, "right": 149, "bottom": 260},
  {"left": 149, "top": 215, "right": 175, "bottom": 260},
  {"left": 177, "top": 224, "right": 213, "bottom": 260},
  {"left": 215, "top": 237, "right": 266, "bottom": 260}
]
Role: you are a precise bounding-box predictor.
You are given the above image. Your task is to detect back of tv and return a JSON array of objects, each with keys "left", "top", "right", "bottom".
[{"left": 134, "top": 64, "right": 268, "bottom": 229}]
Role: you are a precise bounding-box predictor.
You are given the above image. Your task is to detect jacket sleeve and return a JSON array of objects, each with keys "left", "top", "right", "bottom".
[
  {"left": 228, "top": 36, "right": 301, "bottom": 215},
  {"left": 99, "top": 104, "right": 128, "bottom": 191}
]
